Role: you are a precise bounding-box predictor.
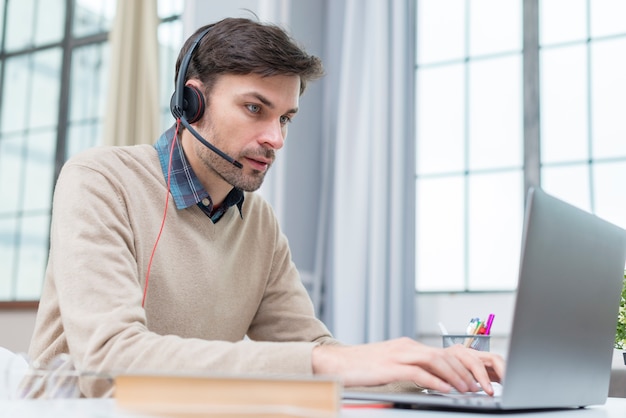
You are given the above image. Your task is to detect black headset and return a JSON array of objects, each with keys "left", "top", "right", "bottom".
[{"left": 169, "top": 27, "right": 242, "bottom": 169}]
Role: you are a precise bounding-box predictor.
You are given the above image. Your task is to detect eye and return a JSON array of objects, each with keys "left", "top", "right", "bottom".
[
  {"left": 279, "top": 115, "right": 292, "bottom": 125},
  {"left": 246, "top": 104, "right": 261, "bottom": 114}
]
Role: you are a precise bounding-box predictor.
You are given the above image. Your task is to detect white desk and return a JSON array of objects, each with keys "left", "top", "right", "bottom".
[
  {"left": 344, "top": 398, "right": 626, "bottom": 417},
  {"left": 1, "top": 398, "right": 626, "bottom": 418}
]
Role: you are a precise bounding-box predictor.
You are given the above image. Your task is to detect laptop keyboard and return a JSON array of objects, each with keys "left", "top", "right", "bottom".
[{"left": 426, "top": 382, "right": 503, "bottom": 399}]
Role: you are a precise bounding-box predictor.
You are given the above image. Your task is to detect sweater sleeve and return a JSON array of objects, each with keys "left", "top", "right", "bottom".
[
  {"left": 28, "top": 153, "right": 337, "bottom": 398},
  {"left": 245, "top": 212, "right": 336, "bottom": 345}
]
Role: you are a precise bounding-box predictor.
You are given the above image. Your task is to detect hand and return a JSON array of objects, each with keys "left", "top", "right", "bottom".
[{"left": 311, "top": 337, "right": 505, "bottom": 396}]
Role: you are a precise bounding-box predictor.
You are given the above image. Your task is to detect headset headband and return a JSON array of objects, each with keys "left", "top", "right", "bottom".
[{"left": 171, "top": 26, "right": 212, "bottom": 119}]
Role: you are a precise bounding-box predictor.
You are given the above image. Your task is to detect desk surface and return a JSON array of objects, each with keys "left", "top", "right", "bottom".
[{"left": 1, "top": 398, "right": 626, "bottom": 418}]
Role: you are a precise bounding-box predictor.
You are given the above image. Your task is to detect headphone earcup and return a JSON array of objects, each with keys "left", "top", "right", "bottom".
[{"left": 169, "top": 85, "right": 205, "bottom": 123}]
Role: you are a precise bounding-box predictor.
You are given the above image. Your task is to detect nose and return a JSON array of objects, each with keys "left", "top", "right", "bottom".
[{"left": 260, "top": 120, "right": 285, "bottom": 150}]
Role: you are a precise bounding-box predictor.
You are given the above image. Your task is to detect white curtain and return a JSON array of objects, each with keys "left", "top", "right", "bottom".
[
  {"left": 103, "top": 0, "right": 160, "bottom": 147},
  {"left": 179, "top": 0, "right": 416, "bottom": 344},
  {"left": 318, "top": 0, "right": 416, "bottom": 344}
]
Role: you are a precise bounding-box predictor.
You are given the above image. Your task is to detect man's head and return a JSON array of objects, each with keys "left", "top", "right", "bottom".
[
  {"left": 174, "top": 17, "right": 324, "bottom": 100},
  {"left": 174, "top": 18, "right": 323, "bottom": 195}
]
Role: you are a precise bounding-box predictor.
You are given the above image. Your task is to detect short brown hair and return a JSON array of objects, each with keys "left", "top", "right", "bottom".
[{"left": 174, "top": 17, "right": 324, "bottom": 97}]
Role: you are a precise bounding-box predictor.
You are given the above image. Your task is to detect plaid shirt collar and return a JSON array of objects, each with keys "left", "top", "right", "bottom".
[{"left": 154, "top": 125, "right": 244, "bottom": 222}]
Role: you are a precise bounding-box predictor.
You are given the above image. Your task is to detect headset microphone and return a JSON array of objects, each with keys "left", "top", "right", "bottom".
[
  {"left": 178, "top": 116, "right": 243, "bottom": 168},
  {"left": 170, "top": 26, "right": 243, "bottom": 169}
]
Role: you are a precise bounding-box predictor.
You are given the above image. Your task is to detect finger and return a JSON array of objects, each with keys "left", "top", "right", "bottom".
[
  {"left": 404, "top": 365, "right": 453, "bottom": 393},
  {"left": 468, "top": 359, "right": 493, "bottom": 394},
  {"left": 382, "top": 350, "right": 465, "bottom": 393},
  {"left": 445, "top": 346, "right": 494, "bottom": 394},
  {"left": 389, "top": 344, "right": 462, "bottom": 393},
  {"left": 421, "top": 349, "right": 479, "bottom": 393},
  {"left": 476, "top": 351, "right": 506, "bottom": 382},
  {"left": 460, "top": 350, "right": 508, "bottom": 396}
]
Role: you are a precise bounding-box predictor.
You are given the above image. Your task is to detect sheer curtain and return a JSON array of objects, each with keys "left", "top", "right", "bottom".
[
  {"left": 176, "top": 0, "right": 416, "bottom": 345},
  {"left": 318, "top": 0, "right": 416, "bottom": 344},
  {"left": 103, "top": 0, "right": 160, "bottom": 147}
]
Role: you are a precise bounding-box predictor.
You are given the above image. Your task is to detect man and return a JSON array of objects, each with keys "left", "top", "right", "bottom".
[{"left": 29, "top": 17, "right": 504, "bottom": 397}]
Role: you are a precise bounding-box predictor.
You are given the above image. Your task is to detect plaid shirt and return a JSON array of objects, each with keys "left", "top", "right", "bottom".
[{"left": 154, "top": 125, "right": 244, "bottom": 223}]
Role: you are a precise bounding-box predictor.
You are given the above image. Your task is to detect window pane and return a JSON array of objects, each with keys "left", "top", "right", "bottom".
[
  {"left": 0, "top": 134, "right": 24, "bottom": 213},
  {"left": 67, "top": 43, "right": 109, "bottom": 158},
  {"left": 69, "top": 43, "right": 110, "bottom": 125},
  {"left": 2, "top": 50, "right": 62, "bottom": 133},
  {"left": 73, "top": 0, "right": 116, "bottom": 37},
  {"left": 467, "top": 172, "right": 523, "bottom": 290},
  {"left": 4, "top": 0, "right": 34, "bottom": 51},
  {"left": 22, "top": 131, "right": 56, "bottom": 212},
  {"left": 416, "top": 64, "right": 465, "bottom": 175},
  {"left": 468, "top": 55, "right": 522, "bottom": 170},
  {"left": 0, "top": 0, "right": 5, "bottom": 46},
  {"left": 469, "top": 0, "right": 522, "bottom": 56},
  {"left": 66, "top": 121, "right": 103, "bottom": 158},
  {"left": 416, "top": 0, "right": 466, "bottom": 65},
  {"left": 158, "top": 0, "right": 184, "bottom": 18},
  {"left": 590, "top": 0, "right": 626, "bottom": 39},
  {"left": 35, "top": 0, "right": 66, "bottom": 45},
  {"left": 541, "top": 164, "right": 591, "bottom": 211},
  {"left": 158, "top": 19, "right": 184, "bottom": 130},
  {"left": 540, "top": 44, "right": 588, "bottom": 163},
  {"left": 0, "top": 218, "right": 18, "bottom": 299},
  {"left": 593, "top": 161, "right": 626, "bottom": 229},
  {"left": 1, "top": 55, "right": 30, "bottom": 133},
  {"left": 539, "top": 0, "right": 587, "bottom": 45},
  {"left": 416, "top": 177, "right": 465, "bottom": 291},
  {"left": 591, "top": 37, "right": 626, "bottom": 159},
  {"left": 29, "top": 48, "right": 63, "bottom": 130},
  {"left": 15, "top": 214, "right": 50, "bottom": 300}
]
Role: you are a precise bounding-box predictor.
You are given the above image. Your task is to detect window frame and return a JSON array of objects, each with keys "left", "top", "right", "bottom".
[
  {"left": 0, "top": 0, "right": 182, "bottom": 305},
  {"left": 415, "top": 0, "right": 626, "bottom": 293}
]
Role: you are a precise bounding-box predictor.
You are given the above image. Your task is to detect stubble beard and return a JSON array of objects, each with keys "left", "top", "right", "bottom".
[{"left": 197, "top": 139, "right": 272, "bottom": 192}]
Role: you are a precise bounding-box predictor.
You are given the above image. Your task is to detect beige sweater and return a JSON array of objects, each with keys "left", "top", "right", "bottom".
[{"left": 28, "top": 144, "right": 336, "bottom": 397}]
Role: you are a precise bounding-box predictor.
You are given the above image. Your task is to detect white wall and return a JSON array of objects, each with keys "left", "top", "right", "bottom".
[{"left": 0, "top": 309, "right": 36, "bottom": 354}]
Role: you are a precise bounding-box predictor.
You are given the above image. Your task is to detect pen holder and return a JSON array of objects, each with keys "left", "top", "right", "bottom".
[{"left": 442, "top": 334, "right": 491, "bottom": 352}]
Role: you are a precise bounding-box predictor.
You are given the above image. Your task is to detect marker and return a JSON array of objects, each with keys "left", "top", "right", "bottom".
[
  {"left": 484, "top": 314, "right": 495, "bottom": 335},
  {"left": 466, "top": 318, "right": 479, "bottom": 334}
]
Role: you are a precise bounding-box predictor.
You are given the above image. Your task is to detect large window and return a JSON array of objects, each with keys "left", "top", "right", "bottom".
[
  {"left": 0, "top": 0, "right": 183, "bottom": 302},
  {"left": 415, "top": 0, "right": 626, "bottom": 292}
]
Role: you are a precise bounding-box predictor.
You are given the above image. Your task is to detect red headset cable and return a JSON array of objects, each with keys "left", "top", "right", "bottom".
[{"left": 142, "top": 118, "right": 181, "bottom": 307}]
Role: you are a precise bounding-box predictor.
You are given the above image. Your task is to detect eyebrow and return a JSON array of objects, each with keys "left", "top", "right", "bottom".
[{"left": 242, "top": 92, "right": 299, "bottom": 115}]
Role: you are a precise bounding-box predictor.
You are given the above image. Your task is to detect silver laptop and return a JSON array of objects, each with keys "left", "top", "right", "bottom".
[{"left": 344, "top": 187, "right": 626, "bottom": 411}]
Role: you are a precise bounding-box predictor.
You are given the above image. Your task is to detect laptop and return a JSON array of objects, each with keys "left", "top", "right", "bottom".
[{"left": 343, "top": 187, "right": 626, "bottom": 411}]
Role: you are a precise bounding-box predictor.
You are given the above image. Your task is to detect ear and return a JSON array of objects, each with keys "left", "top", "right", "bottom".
[{"left": 169, "top": 84, "right": 205, "bottom": 123}]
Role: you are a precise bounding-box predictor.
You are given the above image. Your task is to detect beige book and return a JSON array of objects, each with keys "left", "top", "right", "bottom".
[{"left": 114, "top": 372, "right": 341, "bottom": 417}]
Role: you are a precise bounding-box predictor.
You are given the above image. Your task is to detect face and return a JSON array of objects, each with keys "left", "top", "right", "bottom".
[{"left": 188, "top": 73, "right": 300, "bottom": 193}]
